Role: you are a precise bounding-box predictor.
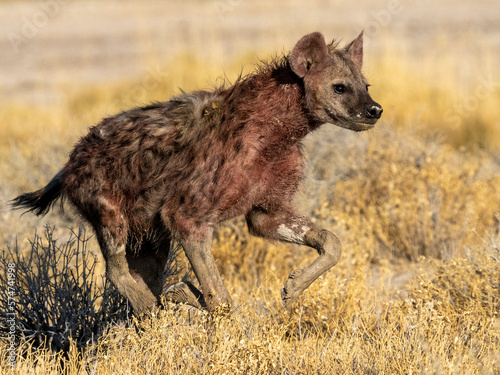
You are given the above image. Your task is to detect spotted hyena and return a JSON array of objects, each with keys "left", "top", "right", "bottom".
[{"left": 13, "top": 31, "right": 382, "bottom": 315}]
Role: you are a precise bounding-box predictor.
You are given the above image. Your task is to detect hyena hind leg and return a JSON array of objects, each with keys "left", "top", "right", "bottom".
[
  {"left": 126, "top": 237, "right": 170, "bottom": 300},
  {"left": 97, "top": 228, "right": 158, "bottom": 315}
]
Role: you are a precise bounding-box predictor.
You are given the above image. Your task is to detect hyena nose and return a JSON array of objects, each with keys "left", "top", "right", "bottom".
[{"left": 366, "top": 104, "right": 383, "bottom": 119}]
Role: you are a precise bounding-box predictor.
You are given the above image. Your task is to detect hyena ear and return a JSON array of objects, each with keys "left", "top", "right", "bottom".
[
  {"left": 290, "top": 32, "right": 328, "bottom": 78},
  {"left": 343, "top": 30, "right": 364, "bottom": 70}
]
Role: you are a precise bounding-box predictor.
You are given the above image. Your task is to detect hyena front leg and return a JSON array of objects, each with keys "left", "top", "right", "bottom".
[
  {"left": 246, "top": 207, "right": 341, "bottom": 310},
  {"left": 169, "top": 230, "right": 232, "bottom": 315}
]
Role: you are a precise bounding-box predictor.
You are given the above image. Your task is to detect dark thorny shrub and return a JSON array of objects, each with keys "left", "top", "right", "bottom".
[{"left": 0, "top": 226, "right": 182, "bottom": 352}]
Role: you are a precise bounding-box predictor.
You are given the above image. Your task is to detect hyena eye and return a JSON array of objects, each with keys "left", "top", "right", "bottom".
[
  {"left": 366, "top": 84, "right": 371, "bottom": 91},
  {"left": 333, "top": 84, "right": 346, "bottom": 94}
]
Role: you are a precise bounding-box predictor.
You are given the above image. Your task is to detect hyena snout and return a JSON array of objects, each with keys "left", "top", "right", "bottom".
[{"left": 366, "top": 103, "right": 383, "bottom": 119}]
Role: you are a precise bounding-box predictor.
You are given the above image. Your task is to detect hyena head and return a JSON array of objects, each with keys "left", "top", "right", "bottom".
[{"left": 290, "top": 31, "right": 383, "bottom": 131}]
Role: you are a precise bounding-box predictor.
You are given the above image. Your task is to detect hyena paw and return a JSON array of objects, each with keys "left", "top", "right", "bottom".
[
  {"left": 164, "top": 281, "right": 204, "bottom": 309},
  {"left": 281, "top": 268, "right": 304, "bottom": 310},
  {"left": 130, "top": 292, "right": 158, "bottom": 316}
]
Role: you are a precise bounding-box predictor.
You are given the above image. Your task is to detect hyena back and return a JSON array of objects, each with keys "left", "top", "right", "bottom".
[{"left": 13, "top": 31, "right": 382, "bottom": 315}]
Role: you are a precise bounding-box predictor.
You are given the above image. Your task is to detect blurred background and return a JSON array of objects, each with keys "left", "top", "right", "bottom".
[{"left": 1, "top": 0, "right": 499, "bottom": 105}]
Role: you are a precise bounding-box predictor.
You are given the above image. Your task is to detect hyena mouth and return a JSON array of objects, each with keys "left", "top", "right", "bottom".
[
  {"left": 325, "top": 108, "right": 376, "bottom": 131},
  {"left": 348, "top": 122, "right": 376, "bottom": 132}
]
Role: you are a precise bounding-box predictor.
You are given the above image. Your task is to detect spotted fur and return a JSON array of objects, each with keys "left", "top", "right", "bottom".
[{"left": 13, "top": 32, "right": 382, "bottom": 314}]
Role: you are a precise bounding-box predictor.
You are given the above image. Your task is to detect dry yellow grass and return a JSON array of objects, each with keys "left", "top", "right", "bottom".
[
  {"left": 1, "top": 34, "right": 500, "bottom": 374},
  {"left": 2, "top": 240, "right": 499, "bottom": 374}
]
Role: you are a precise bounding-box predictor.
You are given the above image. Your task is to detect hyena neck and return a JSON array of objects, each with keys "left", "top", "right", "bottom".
[{"left": 225, "top": 57, "right": 318, "bottom": 157}]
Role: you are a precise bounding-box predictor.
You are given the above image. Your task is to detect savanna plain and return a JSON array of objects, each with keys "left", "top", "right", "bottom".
[{"left": 0, "top": 1, "right": 500, "bottom": 374}]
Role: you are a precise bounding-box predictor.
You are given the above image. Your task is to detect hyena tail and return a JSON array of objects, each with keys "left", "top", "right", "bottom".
[{"left": 12, "top": 170, "right": 64, "bottom": 217}]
